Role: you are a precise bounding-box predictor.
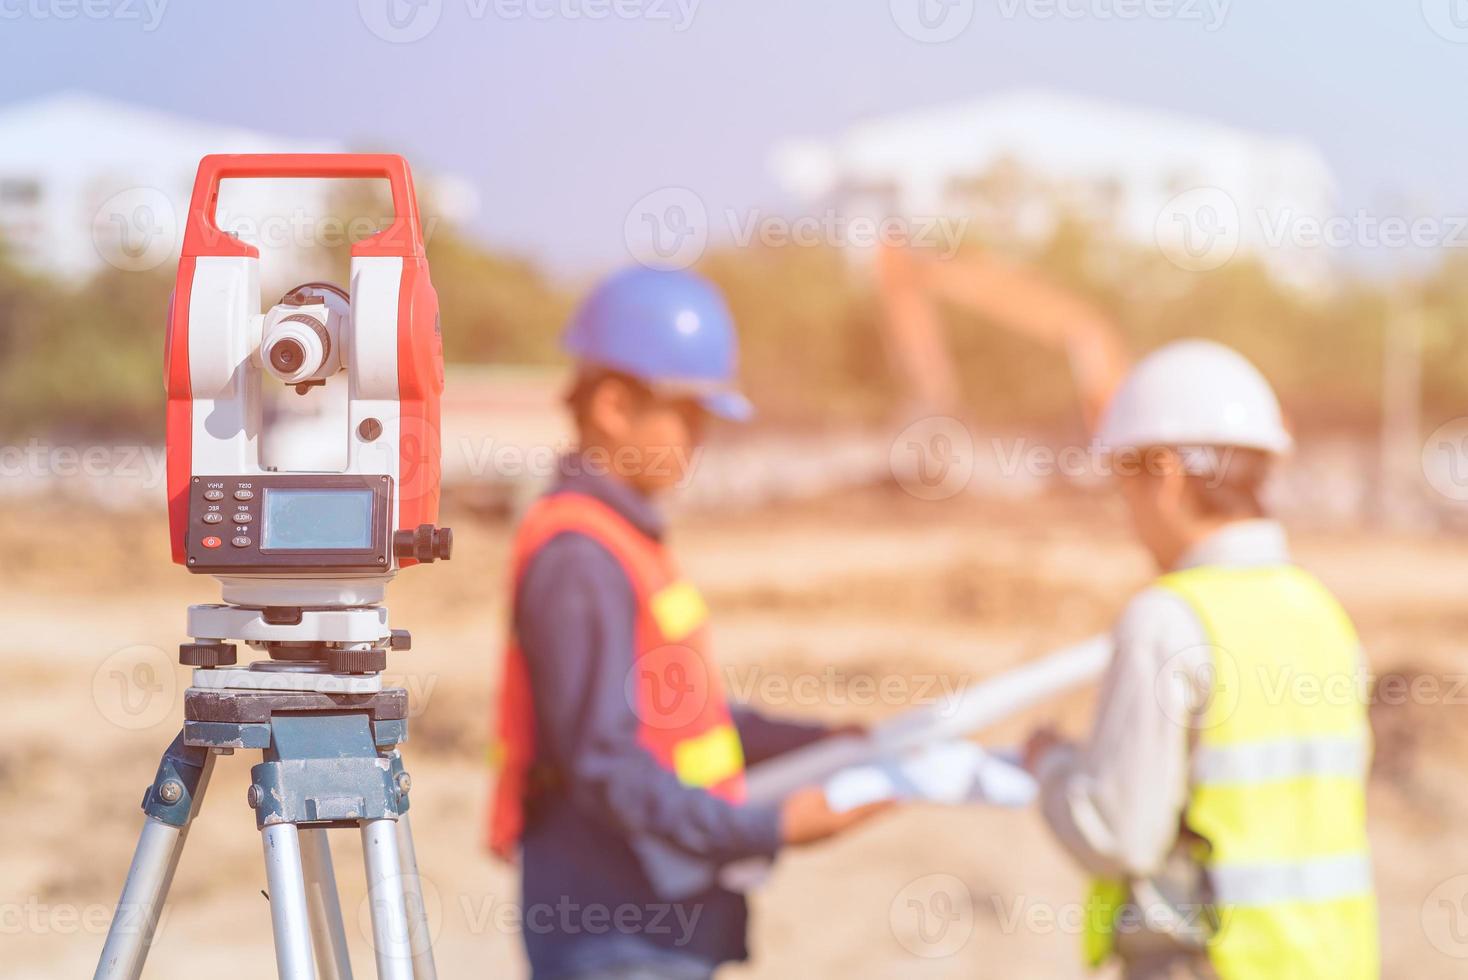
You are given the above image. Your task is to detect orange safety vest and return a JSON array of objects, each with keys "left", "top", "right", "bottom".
[{"left": 487, "top": 491, "right": 748, "bottom": 859}]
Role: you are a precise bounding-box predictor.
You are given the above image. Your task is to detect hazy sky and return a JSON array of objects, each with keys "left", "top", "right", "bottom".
[{"left": 1, "top": 0, "right": 1463, "bottom": 278}]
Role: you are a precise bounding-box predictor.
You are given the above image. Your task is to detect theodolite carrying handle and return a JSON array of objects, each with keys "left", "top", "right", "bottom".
[{"left": 181, "top": 153, "right": 427, "bottom": 259}]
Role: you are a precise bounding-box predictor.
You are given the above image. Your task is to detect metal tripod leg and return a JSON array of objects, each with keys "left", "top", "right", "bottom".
[
  {"left": 361, "top": 819, "right": 414, "bottom": 980},
  {"left": 300, "top": 829, "right": 353, "bottom": 980},
  {"left": 95, "top": 732, "right": 216, "bottom": 980},
  {"left": 395, "top": 813, "right": 438, "bottom": 979},
  {"left": 263, "top": 823, "right": 319, "bottom": 979}
]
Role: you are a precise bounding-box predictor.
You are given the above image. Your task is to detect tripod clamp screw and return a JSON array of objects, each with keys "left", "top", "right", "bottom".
[
  {"left": 395, "top": 771, "right": 412, "bottom": 796},
  {"left": 247, "top": 784, "right": 264, "bottom": 809},
  {"left": 159, "top": 780, "right": 184, "bottom": 804}
]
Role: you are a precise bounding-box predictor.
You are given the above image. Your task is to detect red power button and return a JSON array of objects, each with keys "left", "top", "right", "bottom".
[{"left": 202, "top": 535, "right": 223, "bottom": 549}]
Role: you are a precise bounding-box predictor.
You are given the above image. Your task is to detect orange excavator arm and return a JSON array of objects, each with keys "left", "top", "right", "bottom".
[{"left": 875, "top": 243, "right": 1130, "bottom": 433}]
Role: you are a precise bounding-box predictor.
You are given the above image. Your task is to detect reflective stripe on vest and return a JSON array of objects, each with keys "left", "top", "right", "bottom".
[
  {"left": 1193, "top": 735, "right": 1367, "bottom": 786},
  {"left": 1083, "top": 563, "right": 1379, "bottom": 980},
  {"left": 1209, "top": 853, "right": 1374, "bottom": 907},
  {"left": 486, "top": 492, "right": 747, "bottom": 860}
]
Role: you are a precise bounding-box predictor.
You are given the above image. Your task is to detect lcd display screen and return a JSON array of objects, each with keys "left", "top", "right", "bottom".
[{"left": 261, "top": 489, "right": 375, "bottom": 550}]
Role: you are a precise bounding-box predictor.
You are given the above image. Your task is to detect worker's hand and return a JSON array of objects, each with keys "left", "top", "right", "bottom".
[
  {"left": 1022, "top": 726, "right": 1066, "bottom": 775},
  {"left": 779, "top": 785, "right": 893, "bottom": 847}
]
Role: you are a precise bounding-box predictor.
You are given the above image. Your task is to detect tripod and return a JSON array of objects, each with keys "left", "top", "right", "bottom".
[{"left": 95, "top": 654, "right": 438, "bottom": 979}]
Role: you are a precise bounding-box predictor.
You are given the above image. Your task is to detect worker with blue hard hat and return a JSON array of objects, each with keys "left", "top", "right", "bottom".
[{"left": 487, "top": 267, "right": 892, "bottom": 979}]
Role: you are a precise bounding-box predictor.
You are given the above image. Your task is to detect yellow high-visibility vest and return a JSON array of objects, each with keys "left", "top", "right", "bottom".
[{"left": 1085, "top": 564, "right": 1379, "bottom": 979}]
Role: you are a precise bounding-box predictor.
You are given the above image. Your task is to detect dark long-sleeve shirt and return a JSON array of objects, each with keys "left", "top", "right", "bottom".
[{"left": 514, "top": 465, "right": 829, "bottom": 977}]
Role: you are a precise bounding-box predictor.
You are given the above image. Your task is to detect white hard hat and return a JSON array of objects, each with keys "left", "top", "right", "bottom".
[{"left": 1096, "top": 339, "right": 1293, "bottom": 455}]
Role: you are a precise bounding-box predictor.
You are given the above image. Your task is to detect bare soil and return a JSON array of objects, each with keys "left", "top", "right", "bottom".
[{"left": 4, "top": 486, "right": 1465, "bottom": 978}]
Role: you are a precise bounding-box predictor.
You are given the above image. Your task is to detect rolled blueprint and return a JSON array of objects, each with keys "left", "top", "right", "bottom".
[{"left": 742, "top": 633, "right": 1113, "bottom": 805}]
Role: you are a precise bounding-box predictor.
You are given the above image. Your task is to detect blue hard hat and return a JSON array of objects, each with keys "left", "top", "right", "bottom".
[{"left": 563, "top": 267, "right": 753, "bottom": 422}]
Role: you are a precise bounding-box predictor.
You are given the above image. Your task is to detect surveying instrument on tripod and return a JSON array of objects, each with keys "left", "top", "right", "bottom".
[{"left": 95, "top": 154, "right": 451, "bottom": 980}]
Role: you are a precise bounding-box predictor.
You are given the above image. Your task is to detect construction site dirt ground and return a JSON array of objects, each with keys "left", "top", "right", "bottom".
[{"left": 6, "top": 484, "right": 1468, "bottom": 978}]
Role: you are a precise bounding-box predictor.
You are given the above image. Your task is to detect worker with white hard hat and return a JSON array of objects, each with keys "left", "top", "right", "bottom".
[{"left": 1023, "top": 339, "right": 1378, "bottom": 980}]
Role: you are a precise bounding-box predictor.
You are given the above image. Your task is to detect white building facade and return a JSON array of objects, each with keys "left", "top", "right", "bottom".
[
  {"left": 0, "top": 92, "right": 475, "bottom": 282},
  {"left": 769, "top": 90, "right": 1341, "bottom": 289}
]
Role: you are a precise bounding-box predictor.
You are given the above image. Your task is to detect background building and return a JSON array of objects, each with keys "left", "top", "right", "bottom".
[
  {"left": 769, "top": 89, "right": 1340, "bottom": 289},
  {"left": 0, "top": 91, "right": 477, "bottom": 281}
]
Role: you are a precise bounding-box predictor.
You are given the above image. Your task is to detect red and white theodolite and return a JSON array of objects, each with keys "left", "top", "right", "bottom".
[{"left": 98, "top": 155, "right": 449, "bottom": 980}]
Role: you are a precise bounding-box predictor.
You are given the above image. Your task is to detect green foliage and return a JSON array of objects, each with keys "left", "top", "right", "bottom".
[
  {"left": 0, "top": 210, "right": 1462, "bottom": 440},
  {"left": 425, "top": 226, "right": 569, "bottom": 365},
  {"left": 0, "top": 255, "right": 172, "bottom": 439},
  {"left": 699, "top": 246, "right": 896, "bottom": 427}
]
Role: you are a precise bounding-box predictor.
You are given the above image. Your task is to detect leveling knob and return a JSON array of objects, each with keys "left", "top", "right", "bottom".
[
  {"left": 327, "top": 647, "right": 388, "bottom": 674},
  {"left": 179, "top": 642, "right": 237, "bottom": 667}
]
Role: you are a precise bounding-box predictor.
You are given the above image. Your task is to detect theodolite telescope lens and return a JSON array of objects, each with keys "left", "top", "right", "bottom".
[{"left": 268, "top": 337, "right": 307, "bottom": 374}]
